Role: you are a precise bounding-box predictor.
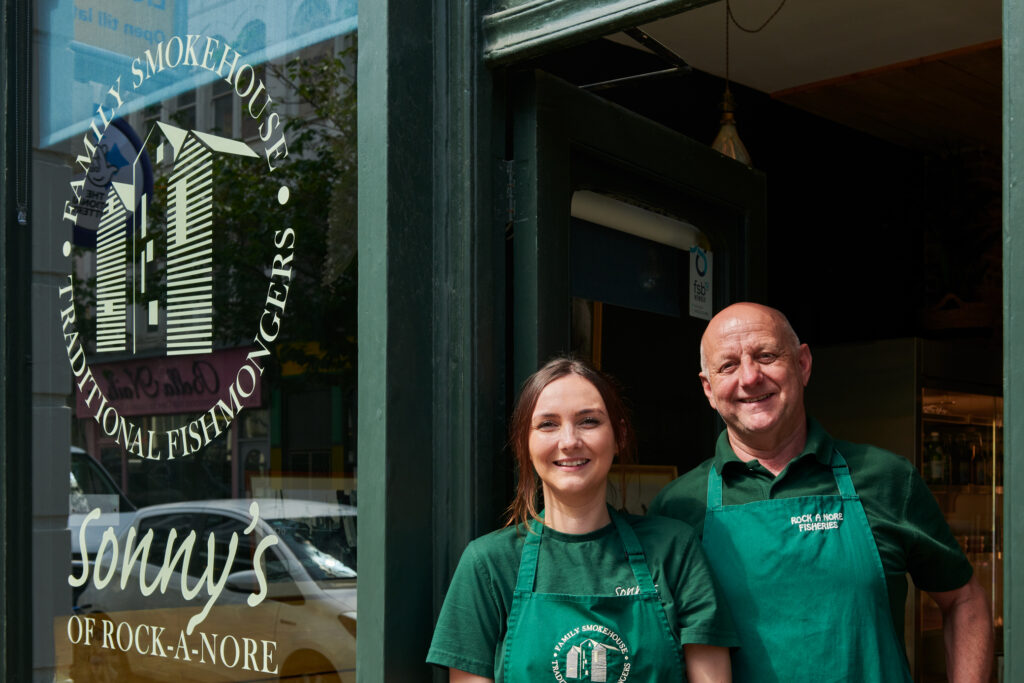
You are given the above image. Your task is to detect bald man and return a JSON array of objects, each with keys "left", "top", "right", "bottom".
[{"left": 650, "top": 302, "right": 993, "bottom": 682}]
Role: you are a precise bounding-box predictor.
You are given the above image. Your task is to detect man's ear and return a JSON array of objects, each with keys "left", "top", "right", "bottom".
[{"left": 699, "top": 372, "right": 716, "bottom": 410}]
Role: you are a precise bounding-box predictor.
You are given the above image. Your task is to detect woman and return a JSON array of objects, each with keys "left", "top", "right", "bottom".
[{"left": 427, "top": 357, "right": 736, "bottom": 682}]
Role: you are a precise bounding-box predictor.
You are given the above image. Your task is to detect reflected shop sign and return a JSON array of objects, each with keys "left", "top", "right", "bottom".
[
  {"left": 72, "top": 346, "right": 264, "bottom": 429},
  {"left": 54, "top": 30, "right": 302, "bottom": 679}
]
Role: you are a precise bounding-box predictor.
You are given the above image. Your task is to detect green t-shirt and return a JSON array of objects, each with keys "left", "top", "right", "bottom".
[
  {"left": 648, "top": 417, "right": 973, "bottom": 647},
  {"left": 427, "top": 512, "right": 738, "bottom": 678}
]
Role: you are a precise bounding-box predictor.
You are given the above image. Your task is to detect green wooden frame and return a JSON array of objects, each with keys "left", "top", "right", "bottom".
[
  {"left": 357, "top": 1, "right": 508, "bottom": 680},
  {"left": 357, "top": 0, "right": 437, "bottom": 678},
  {"left": 1, "top": 0, "right": 33, "bottom": 679},
  {"left": 1004, "top": 0, "right": 1022, "bottom": 678}
]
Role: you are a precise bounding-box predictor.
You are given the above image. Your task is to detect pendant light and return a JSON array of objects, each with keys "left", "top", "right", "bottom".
[
  {"left": 710, "top": 0, "right": 788, "bottom": 166},
  {"left": 711, "top": 0, "right": 752, "bottom": 166},
  {"left": 711, "top": 86, "right": 751, "bottom": 166}
]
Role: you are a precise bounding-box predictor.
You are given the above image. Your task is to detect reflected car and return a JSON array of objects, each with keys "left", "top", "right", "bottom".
[
  {"left": 69, "top": 447, "right": 137, "bottom": 581},
  {"left": 65, "top": 498, "right": 357, "bottom": 682}
]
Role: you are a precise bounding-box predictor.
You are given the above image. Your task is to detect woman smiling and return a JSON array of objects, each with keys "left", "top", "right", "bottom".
[{"left": 427, "top": 357, "right": 736, "bottom": 683}]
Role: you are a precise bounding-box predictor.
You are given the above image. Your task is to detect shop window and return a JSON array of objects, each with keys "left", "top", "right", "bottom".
[
  {"left": 35, "top": 3, "right": 359, "bottom": 680},
  {"left": 211, "top": 77, "right": 234, "bottom": 136},
  {"left": 174, "top": 90, "right": 197, "bottom": 130}
]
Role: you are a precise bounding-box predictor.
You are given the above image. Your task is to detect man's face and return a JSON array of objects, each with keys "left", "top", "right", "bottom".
[{"left": 699, "top": 304, "right": 812, "bottom": 450}]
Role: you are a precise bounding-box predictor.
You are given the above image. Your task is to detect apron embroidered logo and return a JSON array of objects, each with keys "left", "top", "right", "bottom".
[
  {"left": 550, "top": 624, "right": 631, "bottom": 683},
  {"left": 790, "top": 512, "right": 844, "bottom": 532}
]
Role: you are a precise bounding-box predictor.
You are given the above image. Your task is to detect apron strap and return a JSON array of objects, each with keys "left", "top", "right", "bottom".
[
  {"left": 513, "top": 508, "right": 659, "bottom": 595},
  {"left": 514, "top": 516, "right": 544, "bottom": 593},
  {"left": 706, "top": 464, "right": 724, "bottom": 510},
  {"left": 829, "top": 449, "right": 858, "bottom": 500},
  {"left": 609, "top": 507, "right": 658, "bottom": 595}
]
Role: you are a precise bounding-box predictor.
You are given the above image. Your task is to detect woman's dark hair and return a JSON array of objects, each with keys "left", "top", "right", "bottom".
[{"left": 505, "top": 356, "right": 636, "bottom": 529}]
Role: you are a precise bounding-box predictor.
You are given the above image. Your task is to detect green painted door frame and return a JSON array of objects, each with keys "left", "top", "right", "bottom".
[
  {"left": 1, "top": 0, "right": 33, "bottom": 680},
  {"left": 1003, "top": 2, "right": 1023, "bottom": 679},
  {"left": 356, "top": 0, "right": 437, "bottom": 677},
  {"left": 356, "top": 0, "right": 508, "bottom": 680}
]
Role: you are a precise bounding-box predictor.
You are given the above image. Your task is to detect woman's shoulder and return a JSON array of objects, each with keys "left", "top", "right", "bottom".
[{"left": 461, "top": 524, "right": 529, "bottom": 565}]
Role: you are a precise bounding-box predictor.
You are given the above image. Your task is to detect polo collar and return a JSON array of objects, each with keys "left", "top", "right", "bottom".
[{"left": 712, "top": 417, "right": 835, "bottom": 475}]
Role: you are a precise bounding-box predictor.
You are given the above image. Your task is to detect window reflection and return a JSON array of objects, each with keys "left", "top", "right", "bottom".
[
  {"left": 268, "top": 510, "right": 358, "bottom": 583},
  {"left": 38, "top": 2, "right": 359, "bottom": 680},
  {"left": 70, "top": 501, "right": 356, "bottom": 680}
]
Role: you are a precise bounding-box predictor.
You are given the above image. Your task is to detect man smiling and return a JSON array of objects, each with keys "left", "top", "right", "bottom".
[{"left": 650, "top": 302, "right": 993, "bottom": 682}]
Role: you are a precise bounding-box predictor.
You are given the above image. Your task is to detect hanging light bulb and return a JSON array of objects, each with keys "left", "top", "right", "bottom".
[
  {"left": 711, "top": 85, "right": 751, "bottom": 165},
  {"left": 711, "top": 0, "right": 752, "bottom": 166}
]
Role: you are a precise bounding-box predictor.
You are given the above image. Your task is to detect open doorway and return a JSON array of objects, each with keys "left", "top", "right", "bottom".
[{"left": 514, "top": 1, "right": 1001, "bottom": 678}]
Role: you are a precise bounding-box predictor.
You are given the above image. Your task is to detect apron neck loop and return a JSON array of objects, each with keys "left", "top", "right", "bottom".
[
  {"left": 609, "top": 507, "right": 658, "bottom": 594},
  {"left": 514, "top": 515, "right": 545, "bottom": 593},
  {"left": 829, "top": 449, "right": 857, "bottom": 500},
  {"left": 707, "top": 464, "right": 725, "bottom": 510},
  {"left": 513, "top": 507, "right": 658, "bottom": 595},
  {"left": 708, "top": 449, "right": 857, "bottom": 504}
]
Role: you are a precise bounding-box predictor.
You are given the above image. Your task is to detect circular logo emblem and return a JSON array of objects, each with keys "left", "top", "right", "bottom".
[
  {"left": 694, "top": 249, "right": 708, "bottom": 277},
  {"left": 551, "top": 624, "right": 631, "bottom": 683},
  {"left": 57, "top": 36, "right": 293, "bottom": 461}
]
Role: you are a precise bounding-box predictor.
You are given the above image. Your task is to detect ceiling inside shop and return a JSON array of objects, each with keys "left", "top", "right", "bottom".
[{"left": 610, "top": 0, "right": 1002, "bottom": 152}]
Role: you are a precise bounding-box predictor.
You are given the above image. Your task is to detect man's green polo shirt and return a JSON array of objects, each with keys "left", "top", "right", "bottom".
[{"left": 648, "top": 417, "right": 973, "bottom": 646}]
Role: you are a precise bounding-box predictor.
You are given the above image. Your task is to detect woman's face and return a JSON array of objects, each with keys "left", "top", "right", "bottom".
[{"left": 528, "top": 373, "right": 617, "bottom": 508}]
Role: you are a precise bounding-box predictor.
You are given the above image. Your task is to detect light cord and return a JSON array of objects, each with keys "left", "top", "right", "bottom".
[{"left": 728, "top": 0, "right": 788, "bottom": 34}]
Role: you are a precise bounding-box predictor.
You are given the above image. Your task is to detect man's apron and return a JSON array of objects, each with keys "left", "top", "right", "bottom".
[
  {"left": 702, "top": 449, "right": 912, "bottom": 682},
  {"left": 499, "top": 508, "right": 685, "bottom": 682}
]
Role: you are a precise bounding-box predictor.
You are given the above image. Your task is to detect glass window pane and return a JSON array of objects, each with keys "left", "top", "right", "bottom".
[{"left": 35, "top": 3, "right": 358, "bottom": 680}]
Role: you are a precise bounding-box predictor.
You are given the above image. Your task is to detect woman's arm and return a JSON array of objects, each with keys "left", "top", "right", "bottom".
[
  {"left": 683, "top": 644, "right": 731, "bottom": 683},
  {"left": 449, "top": 668, "right": 493, "bottom": 683}
]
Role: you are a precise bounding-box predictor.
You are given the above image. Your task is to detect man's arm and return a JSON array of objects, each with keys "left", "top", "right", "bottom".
[{"left": 927, "top": 576, "right": 993, "bottom": 682}]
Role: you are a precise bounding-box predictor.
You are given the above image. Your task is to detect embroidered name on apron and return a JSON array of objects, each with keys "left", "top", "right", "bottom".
[{"left": 790, "top": 512, "right": 844, "bottom": 532}]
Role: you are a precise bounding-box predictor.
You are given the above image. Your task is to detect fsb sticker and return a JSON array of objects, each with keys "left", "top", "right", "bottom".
[{"left": 689, "top": 246, "right": 712, "bottom": 321}]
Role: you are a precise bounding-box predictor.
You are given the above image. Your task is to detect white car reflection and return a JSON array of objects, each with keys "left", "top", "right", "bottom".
[
  {"left": 69, "top": 447, "right": 137, "bottom": 567},
  {"left": 68, "top": 498, "right": 356, "bottom": 682}
]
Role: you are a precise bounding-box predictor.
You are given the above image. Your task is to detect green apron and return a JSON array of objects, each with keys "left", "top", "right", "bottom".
[
  {"left": 498, "top": 507, "right": 685, "bottom": 682},
  {"left": 702, "top": 449, "right": 912, "bottom": 682}
]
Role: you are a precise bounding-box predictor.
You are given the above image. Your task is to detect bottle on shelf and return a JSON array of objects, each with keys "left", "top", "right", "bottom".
[
  {"left": 971, "top": 432, "right": 990, "bottom": 486},
  {"left": 924, "top": 431, "right": 947, "bottom": 485}
]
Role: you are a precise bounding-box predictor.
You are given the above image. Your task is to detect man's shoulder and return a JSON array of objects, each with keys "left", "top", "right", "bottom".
[
  {"left": 647, "top": 459, "right": 715, "bottom": 525},
  {"left": 825, "top": 434, "right": 921, "bottom": 506},
  {"left": 830, "top": 437, "right": 917, "bottom": 477}
]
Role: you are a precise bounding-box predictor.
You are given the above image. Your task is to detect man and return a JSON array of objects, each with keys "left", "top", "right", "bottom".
[{"left": 649, "top": 302, "right": 992, "bottom": 682}]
